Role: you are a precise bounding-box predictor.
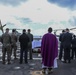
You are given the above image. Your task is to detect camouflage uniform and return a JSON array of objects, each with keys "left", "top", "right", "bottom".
[
  {"left": 27, "top": 33, "right": 33, "bottom": 59},
  {"left": 11, "top": 33, "right": 17, "bottom": 59},
  {"left": 1, "top": 32, "right": 11, "bottom": 64}
]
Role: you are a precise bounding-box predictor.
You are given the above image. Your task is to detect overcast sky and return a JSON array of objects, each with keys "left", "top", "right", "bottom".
[{"left": 0, "top": 0, "right": 76, "bottom": 35}]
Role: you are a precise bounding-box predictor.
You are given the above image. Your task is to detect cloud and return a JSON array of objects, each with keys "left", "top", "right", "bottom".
[
  {"left": 47, "top": 0, "right": 76, "bottom": 10},
  {"left": 0, "top": 0, "right": 27, "bottom": 6},
  {"left": 68, "top": 16, "right": 76, "bottom": 26},
  {"left": 6, "top": 22, "right": 14, "bottom": 26},
  {"left": 32, "top": 28, "right": 47, "bottom": 36},
  {"left": 16, "top": 17, "right": 32, "bottom": 24}
]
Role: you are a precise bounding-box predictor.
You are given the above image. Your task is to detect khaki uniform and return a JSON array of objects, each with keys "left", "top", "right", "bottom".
[
  {"left": 27, "top": 33, "right": 33, "bottom": 59},
  {"left": 11, "top": 33, "right": 17, "bottom": 59},
  {"left": 1, "top": 32, "right": 11, "bottom": 64}
]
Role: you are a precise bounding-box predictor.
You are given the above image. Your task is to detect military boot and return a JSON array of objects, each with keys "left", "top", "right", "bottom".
[
  {"left": 8, "top": 60, "right": 11, "bottom": 64},
  {"left": 2, "top": 61, "right": 5, "bottom": 64}
]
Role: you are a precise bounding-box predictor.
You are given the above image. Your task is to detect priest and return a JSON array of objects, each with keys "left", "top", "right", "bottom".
[{"left": 41, "top": 27, "right": 58, "bottom": 74}]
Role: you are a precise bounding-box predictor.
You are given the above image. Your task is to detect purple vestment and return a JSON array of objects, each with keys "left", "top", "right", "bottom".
[{"left": 41, "top": 33, "right": 58, "bottom": 67}]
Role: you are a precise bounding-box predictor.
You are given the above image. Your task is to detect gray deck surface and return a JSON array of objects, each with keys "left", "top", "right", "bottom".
[{"left": 0, "top": 43, "right": 76, "bottom": 75}]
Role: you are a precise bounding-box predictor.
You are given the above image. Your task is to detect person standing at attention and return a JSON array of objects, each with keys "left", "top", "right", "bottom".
[
  {"left": 19, "top": 29, "right": 29, "bottom": 64},
  {"left": 71, "top": 35, "right": 76, "bottom": 59},
  {"left": 27, "top": 29, "right": 33, "bottom": 60},
  {"left": 41, "top": 27, "right": 58, "bottom": 74},
  {"left": 1, "top": 28, "right": 11, "bottom": 64},
  {"left": 11, "top": 29, "right": 17, "bottom": 59},
  {"left": 59, "top": 30, "right": 65, "bottom": 60},
  {"left": 62, "top": 28, "right": 72, "bottom": 63}
]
